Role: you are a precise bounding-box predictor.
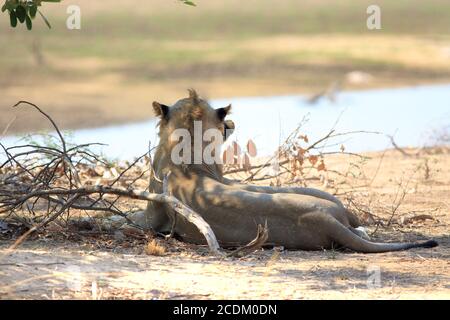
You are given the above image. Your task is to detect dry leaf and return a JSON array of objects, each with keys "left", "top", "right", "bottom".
[
  {"left": 223, "top": 146, "right": 234, "bottom": 165},
  {"left": 317, "top": 160, "right": 326, "bottom": 171},
  {"left": 93, "top": 166, "right": 104, "bottom": 176},
  {"left": 297, "top": 147, "right": 306, "bottom": 158},
  {"left": 299, "top": 134, "right": 309, "bottom": 143},
  {"left": 243, "top": 153, "right": 251, "bottom": 171},
  {"left": 232, "top": 141, "right": 241, "bottom": 158},
  {"left": 308, "top": 155, "right": 319, "bottom": 165},
  {"left": 246, "top": 139, "right": 257, "bottom": 157}
]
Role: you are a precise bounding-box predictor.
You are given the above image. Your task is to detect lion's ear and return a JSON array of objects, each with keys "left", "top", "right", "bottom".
[
  {"left": 152, "top": 101, "right": 170, "bottom": 119},
  {"left": 216, "top": 104, "right": 231, "bottom": 121},
  {"left": 224, "top": 119, "right": 235, "bottom": 140}
]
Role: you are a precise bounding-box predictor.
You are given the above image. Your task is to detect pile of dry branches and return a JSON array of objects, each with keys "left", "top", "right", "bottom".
[{"left": 0, "top": 102, "right": 229, "bottom": 255}]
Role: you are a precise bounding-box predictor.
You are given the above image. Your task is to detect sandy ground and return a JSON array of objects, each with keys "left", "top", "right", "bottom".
[
  {"left": 0, "top": 148, "right": 449, "bottom": 300},
  {"left": 0, "top": 242, "right": 448, "bottom": 300}
]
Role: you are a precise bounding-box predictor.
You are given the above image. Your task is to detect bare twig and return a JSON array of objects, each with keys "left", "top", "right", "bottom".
[
  {"left": 13, "top": 101, "right": 67, "bottom": 153},
  {"left": 1, "top": 116, "right": 16, "bottom": 136},
  {"left": 0, "top": 101, "right": 225, "bottom": 255},
  {"left": 387, "top": 134, "right": 416, "bottom": 157},
  {"left": 226, "top": 222, "right": 269, "bottom": 258}
]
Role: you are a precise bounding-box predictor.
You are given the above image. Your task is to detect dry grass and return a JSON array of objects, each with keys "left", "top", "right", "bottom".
[{"left": 144, "top": 239, "right": 167, "bottom": 256}]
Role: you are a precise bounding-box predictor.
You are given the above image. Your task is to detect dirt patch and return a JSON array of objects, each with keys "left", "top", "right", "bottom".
[{"left": 0, "top": 241, "right": 448, "bottom": 300}]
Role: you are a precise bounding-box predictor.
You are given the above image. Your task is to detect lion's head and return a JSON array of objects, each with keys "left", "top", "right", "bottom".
[{"left": 152, "top": 89, "right": 235, "bottom": 166}]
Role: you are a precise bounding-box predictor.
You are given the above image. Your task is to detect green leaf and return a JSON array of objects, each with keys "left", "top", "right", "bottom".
[
  {"left": 29, "top": 5, "right": 38, "bottom": 18},
  {"left": 5, "top": 1, "right": 18, "bottom": 11},
  {"left": 38, "top": 9, "right": 51, "bottom": 29},
  {"left": 26, "top": 14, "right": 32, "bottom": 30},
  {"left": 183, "top": 1, "right": 196, "bottom": 6},
  {"left": 1, "top": 4, "right": 7, "bottom": 13},
  {"left": 16, "top": 5, "right": 26, "bottom": 23},
  {"left": 9, "top": 10, "right": 17, "bottom": 28}
]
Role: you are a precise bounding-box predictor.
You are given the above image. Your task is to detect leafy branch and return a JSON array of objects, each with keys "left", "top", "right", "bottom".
[
  {"left": 3, "top": 0, "right": 196, "bottom": 30},
  {"left": 2, "top": 0, "right": 60, "bottom": 30}
]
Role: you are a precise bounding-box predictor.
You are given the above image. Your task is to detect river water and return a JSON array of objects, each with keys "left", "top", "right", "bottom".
[{"left": 1, "top": 84, "right": 449, "bottom": 160}]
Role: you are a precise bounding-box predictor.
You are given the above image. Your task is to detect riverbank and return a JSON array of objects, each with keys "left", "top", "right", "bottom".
[{"left": 2, "top": 84, "right": 449, "bottom": 161}]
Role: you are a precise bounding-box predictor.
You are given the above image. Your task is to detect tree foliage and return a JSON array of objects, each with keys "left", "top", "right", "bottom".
[
  {"left": 2, "top": 0, "right": 60, "bottom": 30},
  {"left": 2, "top": 0, "right": 195, "bottom": 30}
]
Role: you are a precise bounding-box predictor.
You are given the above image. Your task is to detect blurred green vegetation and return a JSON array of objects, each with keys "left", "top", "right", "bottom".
[
  {"left": 1, "top": 0, "right": 449, "bottom": 133},
  {"left": 1, "top": 0, "right": 449, "bottom": 59},
  {"left": 2, "top": 0, "right": 61, "bottom": 30}
]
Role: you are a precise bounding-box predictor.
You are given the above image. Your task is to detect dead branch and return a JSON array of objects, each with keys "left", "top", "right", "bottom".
[
  {"left": 226, "top": 223, "right": 269, "bottom": 258},
  {"left": 306, "top": 80, "right": 342, "bottom": 104},
  {"left": 0, "top": 101, "right": 223, "bottom": 256},
  {"left": 13, "top": 101, "right": 67, "bottom": 153},
  {"left": 1, "top": 116, "right": 16, "bottom": 137},
  {"left": 2, "top": 173, "right": 223, "bottom": 254},
  {"left": 224, "top": 121, "right": 376, "bottom": 188},
  {"left": 387, "top": 134, "right": 418, "bottom": 157}
]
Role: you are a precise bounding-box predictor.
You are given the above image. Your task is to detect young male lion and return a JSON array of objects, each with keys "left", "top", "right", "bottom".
[{"left": 129, "top": 89, "right": 437, "bottom": 253}]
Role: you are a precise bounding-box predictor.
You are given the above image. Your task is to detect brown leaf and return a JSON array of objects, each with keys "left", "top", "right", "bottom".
[
  {"left": 243, "top": 153, "right": 251, "bottom": 171},
  {"left": 246, "top": 139, "right": 257, "bottom": 157},
  {"left": 232, "top": 141, "right": 241, "bottom": 157},
  {"left": 299, "top": 134, "right": 309, "bottom": 143},
  {"left": 308, "top": 155, "right": 319, "bottom": 165},
  {"left": 317, "top": 160, "right": 326, "bottom": 171},
  {"left": 297, "top": 147, "right": 306, "bottom": 158},
  {"left": 223, "top": 146, "right": 235, "bottom": 165}
]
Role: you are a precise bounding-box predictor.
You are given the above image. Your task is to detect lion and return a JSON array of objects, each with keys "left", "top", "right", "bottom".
[{"left": 129, "top": 89, "right": 438, "bottom": 253}]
